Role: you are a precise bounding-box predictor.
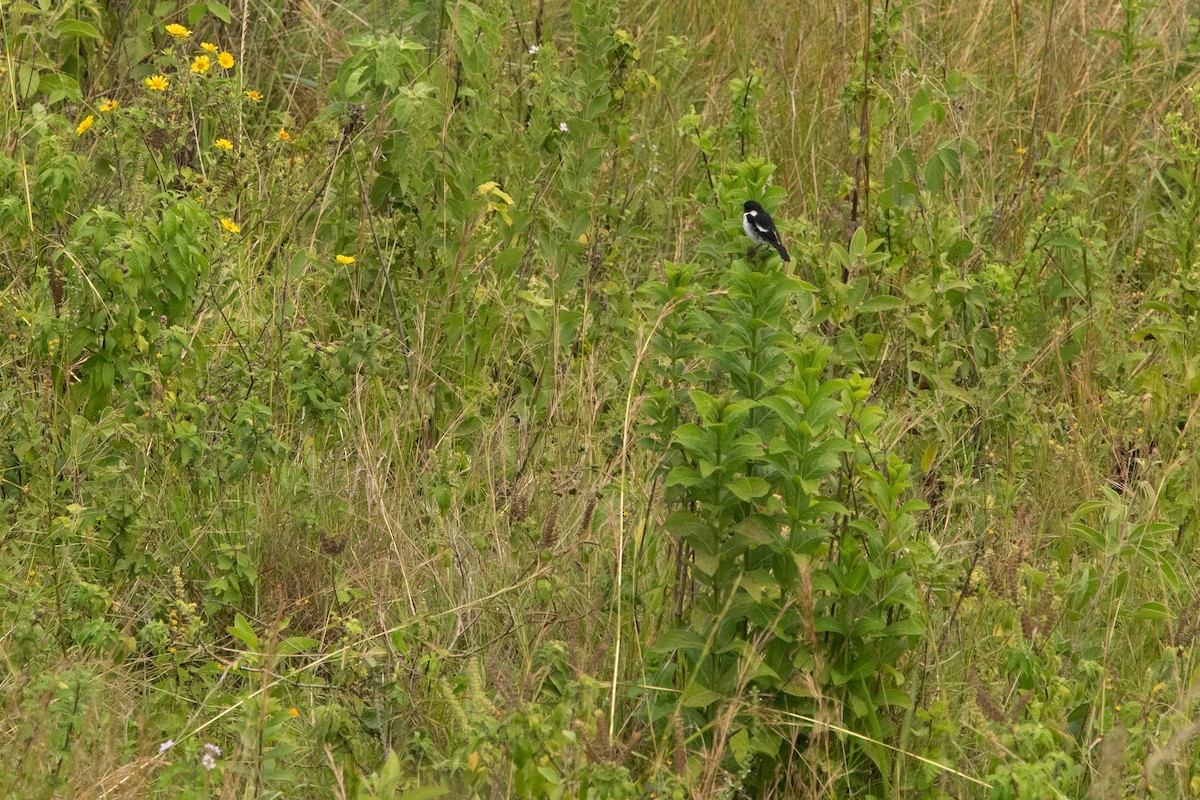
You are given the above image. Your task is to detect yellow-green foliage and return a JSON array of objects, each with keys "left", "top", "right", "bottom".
[{"left": 2, "top": 0, "right": 1200, "bottom": 798}]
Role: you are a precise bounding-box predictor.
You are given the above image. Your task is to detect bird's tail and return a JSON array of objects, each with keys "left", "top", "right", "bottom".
[{"left": 774, "top": 243, "right": 790, "bottom": 262}]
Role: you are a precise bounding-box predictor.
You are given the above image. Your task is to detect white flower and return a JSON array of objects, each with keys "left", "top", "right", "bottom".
[
  {"left": 528, "top": 44, "right": 539, "bottom": 54},
  {"left": 201, "top": 752, "right": 216, "bottom": 770},
  {"left": 559, "top": 122, "right": 569, "bottom": 133},
  {"left": 158, "top": 740, "right": 175, "bottom": 754}
]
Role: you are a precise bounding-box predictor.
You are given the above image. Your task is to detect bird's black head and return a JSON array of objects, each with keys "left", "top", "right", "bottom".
[{"left": 743, "top": 200, "right": 764, "bottom": 213}]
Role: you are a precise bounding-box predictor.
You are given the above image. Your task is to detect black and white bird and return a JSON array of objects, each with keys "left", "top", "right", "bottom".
[{"left": 742, "top": 200, "right": 790, "bottom": 262}]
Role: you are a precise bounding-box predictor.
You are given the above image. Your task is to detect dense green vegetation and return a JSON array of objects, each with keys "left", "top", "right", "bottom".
[{"left": 3, "top": 0, "right": 1200, "bottom": 797}]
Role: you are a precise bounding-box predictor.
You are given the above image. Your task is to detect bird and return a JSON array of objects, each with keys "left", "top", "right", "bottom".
[{"left": 742, "top": 200, "right": 790, "bottom": 262}]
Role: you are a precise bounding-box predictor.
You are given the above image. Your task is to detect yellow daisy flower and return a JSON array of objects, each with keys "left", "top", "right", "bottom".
[
  {"left": 165, "top": 23, "right": 191, "bottom": 38},
  {"left": 218, "top": 52, "right": 235, "bottom": 69},
  {"left": 244, "top": 90, "right": 263, "bottom": 101},
  {"left": 201, "top": 41, "right": 218, "bottom": 53},
  {"left": 336, "top": 254, "right": 356, "bottom": 265},
  {"left": 191, "top": 55, "right": 211, "bottom": 74},
  {"left": 75, "top": 115, "right": 95, "bottom": 136},
  {"left": 220, "top": 218, "right": 241, "bottom": 234},
  {"left": 145, "top": 75, "right": 169, "bottom": 92},
  {"left": 276, "top": 128, "right": 291, "bottom": 142},
  {"left": 214, "top": 138, "right": 233, "bottom": 151},
  {"left": 99, "top": 100, "right": 119, "bottom": 112}
]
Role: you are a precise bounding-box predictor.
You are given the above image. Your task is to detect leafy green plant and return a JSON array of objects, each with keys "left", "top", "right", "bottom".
[{"left": 640, "top": 159, "right": 928, "bottom": 796}]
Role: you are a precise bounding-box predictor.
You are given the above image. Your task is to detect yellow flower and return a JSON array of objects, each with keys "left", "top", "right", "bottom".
[
  {"left": 165, "top": 23, "right": 192, "bottom": 38},
  {"left": 214, "top": 138, "right": 233, "bottom": 151},
  {"left": 244, "top": 90, "right": 263, "bottom": 101},
  {"left": 191, "top": 55, "right": 210, "bottom": 74},
  {"left": 336, "top": 254, "right": 356, "bottom": 265},
  {"left": 99, "top": 100, "right": 119, "bottom": 112},
  {"left": 201, "top": 41, "right": 218, "bottom": 53},
  {"left": 218, "top": 52, "right": 235, "bottom": 69},
  {"left": 477, "top": 181, "right": 514, "bottom": 225},
  {"left": 75, "top": 115, "right": 95, "bottom": 136},
  {"left": 145, "top": 74, "right": 169, "bottom": 92},
  {"left": 276, "top": 128, "right": 291, "bottom": 142},
  {"left": 220, "top": 218, "right": 241, "bottom": 234}
]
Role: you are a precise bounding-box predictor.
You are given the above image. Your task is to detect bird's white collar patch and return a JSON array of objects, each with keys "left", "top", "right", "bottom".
[{"left": 747, "top": 209, "right": 758, "bottom": 216}]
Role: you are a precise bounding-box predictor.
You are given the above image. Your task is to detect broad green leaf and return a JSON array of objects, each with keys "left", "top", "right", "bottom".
[
  {"left": 1133, "top": 602, "right": 1171, "bottom": 621},
  {"left": 858, "top": 294, "right": 903, "bottom": 314},
  {"left": 680, "top": 682, "right": 722, "bottom": 708},
  {"left": 208, "top": 1, "right": 233, "bottom": 22},
  {"left": 728, "top": 476, "right": 770, "bottom": 501},
  {"left": 651, "top": 627, "right": 707, "bottom": 654},
  {"left": 399, "top": 788, "right": 449, "bottom": 800},
  {"left": 228, "top": 614, "right": 259, "bottom": 650},
  {"left": 56, "top": 19, "right": 101, "bottom": 39}
]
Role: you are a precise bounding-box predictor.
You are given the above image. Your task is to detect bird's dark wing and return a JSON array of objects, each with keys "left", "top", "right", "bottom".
[{"left": 748, "top": 214, "right": 783, "bottom": 248}]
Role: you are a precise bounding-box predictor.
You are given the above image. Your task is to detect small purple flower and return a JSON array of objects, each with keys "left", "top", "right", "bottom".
[
  {"left": 201, "top": 752, "right": 216, "bottom": 770},
  {"left": 559, "top": 122, "right": 569, "bottom": 133},
  {"left": 158, "top": 739, "right": 175, "bottom": 754},
  {"left": 528, "top": 45, "right": 539, "bottom": 55},
  {"left": 203, "top": 743, "right": 222, "bottom": 756}
]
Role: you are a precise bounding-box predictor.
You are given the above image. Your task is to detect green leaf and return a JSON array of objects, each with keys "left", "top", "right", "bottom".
[
  {"left": 662, "top": 512, "right": 714, "bottom": 552},
  {"left": 56, "top": 19, "right": 101, "bottom": 40},
  {"left": 1133, "top": 602, "right": 1171, "bottom": 621},
  {"left": 814, "top": 616, "right": 848, "bottom": 636},
  {"left": 228, "top": 614, "right": 259, "bottom": 650},
  {"left": 671, "top": 423, "right": 710, "bottom": 455},
  {"left": 729, "top": 728, "right": 751, "bottom": 766},
  {"left": 16, "top": 64, "right": 41, "bottom": 100},
  {"left": 849, "top": 227, "right": 867, "bottom": 261},
  {"left": 187, "top": 2, "right": 208, "bottom": 26},
  {"left": 947, "top": 238, "right": 973, "bottom": 263},
  {"left": 664, "top": 465, "right": 703, "bottom": 488},
  {"left": 207, "top": 1, "right": 233, "bottom": 22},
  {"left": 398, "top": 788, "right": 449, "bottom": 800},
  {"left": 728, "top": 476, "right": 770, "bottom": 502},
  {"left": 920, "top": 441, "right": 937, "bottom": 472},
  {"left": 652, "top": 627, "right": 707, "bottom": 654},
  {"left": 857, "top": 294, "right": 903, "bottom": 314},
  {"left": 885, "top": 616, "right": 926, "bottom": 637},
  {"left": 680, "top": 682, "right": 722, "bottom": 708},
  {"left": 731, "top": 515, "right": 778, "bottom": 547}
]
